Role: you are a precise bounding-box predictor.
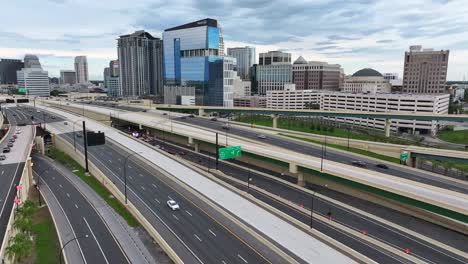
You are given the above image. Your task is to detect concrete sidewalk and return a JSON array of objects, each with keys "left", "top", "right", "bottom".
[{"left": 37, "top": 155, "right": 158, "bottom": 264}]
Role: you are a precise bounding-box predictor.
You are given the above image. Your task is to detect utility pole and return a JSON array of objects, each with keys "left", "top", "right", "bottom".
[
  {"left": 82, "top": 121, "right": 89, "bottom": 172},
  {"left": 215, "top": 132, "right": 219, "bottom": 170}
]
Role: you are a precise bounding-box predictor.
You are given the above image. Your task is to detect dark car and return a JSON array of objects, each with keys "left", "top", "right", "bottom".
[
  {"left": 376, "top": 163, "right": 389, "bottom": 169},
  {"left": 7, "top": 142, "right": 13, "bottom": 148},
  {"left": 3, "top": 147, "right": 10, "bottom": 153},
  {"left": 163, "top": 113, "right": 168, "bottom": 116},
  {"left": 222, "top": 124, "right": 229, "bottom": 130},
  {"left": 189, "top": 114, "right": 195, "bottom": 118},
  {"left": 351, "top": 160, "right": 366, "bottom": 168},
  {"left": 178, "top": 151, "right": 187, "bottom": 156},
  {"left": 211, "top": 117, "right": 217, "bottom": 121},
  {"left": 8, "top": 138, "right": 15, "bottom": 143},
  {"left": 142, "top": 110, "right": 147, "bottom": 112},
  {"left": 167, "top": 149, "right": 176, "bottom": 155},
  {"left": 181, "top": 116, "right": 186, "bottom": 120}
]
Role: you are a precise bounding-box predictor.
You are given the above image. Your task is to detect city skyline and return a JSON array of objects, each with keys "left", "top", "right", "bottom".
[{"left": 1, "top": 0, "right": 468, "bottom": 80}]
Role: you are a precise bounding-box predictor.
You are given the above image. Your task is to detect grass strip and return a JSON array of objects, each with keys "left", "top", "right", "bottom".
[
  {"left": 32, "top": 207, "right": 61, "bottom": 264},
  {"left": 438, "top": 129, "right": 468, "bottom": 145},
  {"left": 280, "top": 133, "right": 401, "bottom": 164},
  {"left": 47, "top": 147, "right": 139, "bottom": 227}
]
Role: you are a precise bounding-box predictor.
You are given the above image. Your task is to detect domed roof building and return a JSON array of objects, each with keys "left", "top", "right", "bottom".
[
  {"left": 343, "top": 68, "right": 391, "bottom": 94},
  {"left": 293, "top": 56, "right": 308, "bottom": 64},
  {"left": 352, "top": 68, "right": 383, "bottom": 77}
]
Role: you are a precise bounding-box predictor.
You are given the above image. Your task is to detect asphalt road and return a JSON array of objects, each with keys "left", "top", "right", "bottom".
[
  {"left": 0, "top": 107, "right": 33, "bottom": 247},
  {"left": 81, "top": 101, "right": 468, "bottom": 194},
  {"left": 18, "top": 106, "right": 285, "bottom": 264},
  {"left": 32, "top": 155, "right": 129, "bottom": 264},
  {"left": 176, "top": 116, "right": 468, "bottom": 194},
  {"left": 131, "top": 132, "right": 468, "bottom": 264}
]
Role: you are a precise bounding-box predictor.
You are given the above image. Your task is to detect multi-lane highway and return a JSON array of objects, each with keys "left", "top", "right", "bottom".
[
  {"left": 13, "top": 106, "right": 296, "bottom": 264},
  {"left": 0, "top": 107, "right": 34, "bottom": 247},
  {"left": 33, "top": 155, "right": 130, "bottom": 264},
  {"left": 84, "top": 100, "right": 468, "bottom": 194},
  {"left": 126, "top": 129, "right": 468, "bottom": 264}
]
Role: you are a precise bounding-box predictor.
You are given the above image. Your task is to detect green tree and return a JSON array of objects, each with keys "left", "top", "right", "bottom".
[
  {"left": 5, "top": 233, "right": 33, "bottom": 262},
  {"left": 13, "top": 216, "right": 33, "bottom": 233},
  {"left": 18, "top": 200, "right": 36, "bottom": 219}
]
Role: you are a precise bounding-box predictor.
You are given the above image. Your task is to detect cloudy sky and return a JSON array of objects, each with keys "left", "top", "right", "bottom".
[{"left": 2, "top": 0, "right": 468, "bottom": 80}]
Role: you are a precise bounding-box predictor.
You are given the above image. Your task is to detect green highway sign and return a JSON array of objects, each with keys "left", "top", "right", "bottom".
[
  {"left": 400, "top": 152, "right": 408, "bottom": 161},
  {"left": 219, "top": 146, "right": 242, "bottom": 160},
  {"left": 18, "top": 88, "right": 27, "bottom": 94}
]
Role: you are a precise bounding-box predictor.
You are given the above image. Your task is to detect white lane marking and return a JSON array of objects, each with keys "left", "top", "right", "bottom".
[
  {"left": 75, "top": 204, "right": 78, "bottom": 209},
  {"left": 83, "top": 217, "right": 110, "bottom": 264},
  {"left": 172, "top": 214, "right": 179, "bottom": 221},
  {"left": 66, "top": 193, "right": 70, "bottom": 198},
  {"left": 52, "top": 177, "right": 55, "bottom": 180},
  {"left": 139, "top": 173, "right": 143, "bottom": 177},
  {"left": 167, "top": 195, "right": 173, "bottom": 200},
  {"left": 185, "top": 210, "right": 192, "bottom": 216},
  {"left": 1, "top": 170, "right": 4, "bottom": 175},
  {"left": 237, "top": 254, "right": 248, "bottom": 263},
  {"left": 154, "top": 198, "right": 160, "bottom": 204},
  {"left": 141, "top": 186, "right": 146, "bottom": 191},
  {"left": 108, "top": 159, "right": 112, "bottom": 163},
  {"left": 208, "top": 229, "right": 216, "bottom": 237},
  {"left": 118, "top": 158, "right": 121, "bottom": 161},
  {"left": 194, "top": 234, "right": 203, "bottom": 242},
  {"left": 152, "top": 184, "right": 157, "bottom": 189},
  {"left": 59, "top": 184, "right": 63, "bottom": 188},
  {"left": 221, "top": 261, "right": 227, "bottom": 264},
  {"left": 128, "top": 165, "right": 132, "bottom": 169},
  {"left": 129, "top": 176, "right": 133, "bottom": 180}
]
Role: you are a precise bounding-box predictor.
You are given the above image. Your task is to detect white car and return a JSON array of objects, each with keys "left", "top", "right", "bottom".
[
  {"left": 257, "top": 134, "right": 266, "bottom": 139},
  {"left": 167, "top": 200, "right": 180, "bottom": 211},
  {"left": 15, "top": 130, "right": 21, "bottom": 134}
]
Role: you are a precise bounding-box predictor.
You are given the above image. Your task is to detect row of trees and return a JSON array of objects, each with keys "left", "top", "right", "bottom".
[{"left": 5, "top": 200, "right": 36, "bottom": 262}]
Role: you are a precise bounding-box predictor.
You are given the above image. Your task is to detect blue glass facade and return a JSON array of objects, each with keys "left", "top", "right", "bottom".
[{"left": 163, "top": 19, "right": 225, "bottom": 106}]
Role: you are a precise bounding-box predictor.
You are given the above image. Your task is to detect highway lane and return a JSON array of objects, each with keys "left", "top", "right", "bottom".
[
  {"left": 20, "top": 106, "right": 285, "bottom": 264},
  {"left": 0, "top": 107, "right": 33, "bottom": 246},
  {"left": 33, "top": 155, "right": 129, "bottom": 264},
  {"left": 131, "top": 133, "right": 468, "bottom": 264},
  {"left": 176, "top": 115, "right": 468, "bottom": 194},
  {"left": 78, "top": 101, "right": 468, "bottom": 194}
]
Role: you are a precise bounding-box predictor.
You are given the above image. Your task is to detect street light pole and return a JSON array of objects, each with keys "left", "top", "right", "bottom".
[
  {"left": 59, "top": 235, "right": 89, "bottom": 264},
  {"left": 72, "top": 120, "right": 82, "bottom": 151},
  {"left": 347, "top": 127, "right": 350, "bottom": 151},
  {"left": 123, "top": 151, "right": 141, "bottom": 204}
]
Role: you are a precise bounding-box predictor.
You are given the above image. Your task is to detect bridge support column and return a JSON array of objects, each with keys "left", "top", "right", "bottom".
[
  {"left": 194, "top": 143, "right": 200, "bottom": 153},
  {"left": 198, "top": 108, "right": 205, "bottom": 116},
  {"left": 297, "top": 173, "right": 305, "bottom": 187},
  {"left": 272, "top": 114, "right": 279, "bottom": 128},
  {"left": 384, "top": 119, "right": 391, "bottom": 138},
  {"left": 289, "top": 162, "right": 298, "bottom": 174},
  {"left": 139, "top": 124, "right": 143, "bottom": 130}
]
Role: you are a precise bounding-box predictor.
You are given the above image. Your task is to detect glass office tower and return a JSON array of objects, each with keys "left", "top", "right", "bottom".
[{"left": 163, "top": 18, "right": 233, "bottom": 106}]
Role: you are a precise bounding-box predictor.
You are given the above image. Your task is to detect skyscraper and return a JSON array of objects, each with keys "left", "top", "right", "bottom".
[
  {"left": 17, "top": 54, "right": 50, "bottom": 96},
  {"left": 292, "top": 56, "right": 341, "bottom": 91},
  {"left": 163, "top": 18, "right": 232, "bottom": 106},
  {"left": 402, "top": 45, "right": 449, "bottom": 94},
  {"left": 227, "top": 46, "right": 255, "bottom": 80},
  {"left": 74, "top": 56, "right": 89, "bottom": 84},
  {"left": 110, "top": 60, "right": 119, "bottom": 77},
  {"left": 256, "top": 51, "right": 292, "bottom": 95},
  {"left": 118, "top": 30, "right": 163, "bottom": 97},
  {"left": 0, "top": 59, "right": 23, "bottom": 84},
  {"left": 60, "top": 70, "right": 76, "bottom": 85}
]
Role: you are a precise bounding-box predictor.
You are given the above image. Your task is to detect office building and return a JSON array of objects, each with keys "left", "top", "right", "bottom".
[
  {"left": 17, "top": 69, "right": 50, "bottom": 96},
  {"left": 321, "top": 92, "right": 449, "bottom": 136},
  {"left": 343, "top": 68, "right": 391, "bottom": 94},
  {"left": 234, "top": 96, "right": 266, "bottom": 108},
  {"left": 110, "top": 60, "right": 119, "bottom": 77},
  {"left": 292, "top": 56, "right": 341, "bottom": 91},
  {"left": 163, "top": 18, "right": 232, "bottom": 106},
  {"left": 0, "top": 59, "right": 23, "bottom": 84},
  {"left": 227, "top": 47, "right": 255, "bottom": 80},
  {"left": 233, "top": 75, "right": 251, "bottom": 97},
  {"left": 249, "top": 64, "right": 258, "bottom": 95},
  {"left": 74, "top": 56, "right": 89, "bottom": 84},
  {"left": 24, "top": 54, "right": 41, "bottom": 69},
  {"left": 163, "top": 85, "right": 196, "bottom": 105},
  {"left": 118, "top": 30, "right": 163, "bottom": 97},
  {"left": 106, "top": 76, "right": 120, "bottom": 97},
  {"left": 259, "top": 51, "right": 291, "bottom": 65},
  {"left": 402, "top": 45, "right": 449, "bottom": 94},
  {"left": 60, "top": 70, "right": 76, "bottom": 85}
]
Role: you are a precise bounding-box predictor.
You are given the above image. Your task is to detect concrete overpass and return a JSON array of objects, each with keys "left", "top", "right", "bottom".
[
  {"left": 404, "top": 146, "right": 468, "bottom": 167},
  {"left": 155, "top": 105, "right": 468, "bottom": 137}
]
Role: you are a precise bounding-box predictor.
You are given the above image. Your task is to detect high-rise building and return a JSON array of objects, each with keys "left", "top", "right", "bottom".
[
  {"left": 233, "top": 75, "right": 251, "bottom": 97},
  {"left": 74, "top": 56, "right": 89, "bottom": 84},
  {"left": 0, "top": 59, "right": 23, "bottom": 84},
  {"left": 17, "top": 55, "right": 49, "bottom": 96},
  {"left": 227, "top": 47, "right": 255, "bottom": 80},
  {"left": 259, "top": 51, "right": 291, "bottom": 65},
  {"left": 163, "top": 18, "right": 232, "bottom": 106},
  {"left": 292, "top": 56, "right": 341, "bottom": 91},
  {"left": 60, "top": 70, "right": 76, "bottom": 85},
  {"left": 24, "top": 54, "right": 42, "bottom": 69},
  {"left": 402, "top": 45, "right": 449, "bottom": 94},
  {"left": 110, "top": 60, "right": 119, "bottom": 77},
  {"left": 118, "top": 30, "right": 163, "bottom": 97}
]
